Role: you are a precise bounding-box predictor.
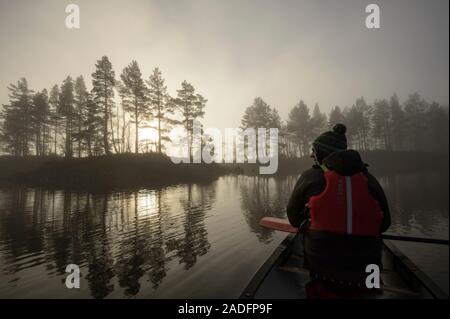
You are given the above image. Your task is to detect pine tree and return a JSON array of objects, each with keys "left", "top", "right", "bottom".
[
  {"left": 286, "top": 100, "right": 311, "bottom": 156},
  {"left": 241, "top": 97, "right": 281, "bottom": 159},
  {"left": 117, "top": 81, "right": 131, "bottom": 153},
  {"left": 344, "top": 105, "right": 363, "bottom": 149},
  {"left": 120, "top": 60, "right": 148, "bottom": 154},
  {"left": 389, "top": 93, "right": 405, "bottom": 151},
  {"left": 59, "top": 76, "right": 75, "bottom": 158},
  {"left": 147, "top": 68, "right": 173, "bottom": 153},
  {"left": 83, "top": 92, "right": 102, "bottom": 156},
  {"left": 404, "top": 92, "right": 428, "bottom": 150},
  {"left": 0, "top": 107, "right": 22, "bottom": 155},
  {"left": 372, "top": 98, "right": 391, "bottom": 150},
  {"left": 310, "top": 103, "right": 327, "bottom": 138},
  {"left": 32, "top": 89, "right": 50, "bottom": 155},
  {"left": 173, "top": 81, "right": 207, "bottom": 160},
  {"left": 48, "top": 85, "right": 60, "bottom": 154},
  {"left": 92, "top": 56, "right": 115, "bottom": 155},
  {"left": 354, "top": 97, "right": 372, "bottom": 150},
  {"left": 73, "top": 76, "right": 89, "bottom": 157},
  {"left": 328, "top": 106, "right": 346, "bottom": 129},
  {"left": 0, "top": 78, "right": 34, "bottom": 155}
]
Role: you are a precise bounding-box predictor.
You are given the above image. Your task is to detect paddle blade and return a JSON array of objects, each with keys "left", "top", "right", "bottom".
[{"left": 259, "top": 217, "right": 299, "bottom": 233}]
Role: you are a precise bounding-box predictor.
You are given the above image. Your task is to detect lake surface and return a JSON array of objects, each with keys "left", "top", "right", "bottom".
[{"left": 0, "top": 171, "right": 448, "bottom": 298}]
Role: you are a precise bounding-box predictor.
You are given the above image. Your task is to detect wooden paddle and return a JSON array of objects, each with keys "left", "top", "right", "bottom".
[
  {"left": 260, "top": 217, "right": 449, "bottom": 245},
  {"left": 259, "top": 216, "right": 299, "bottom": 233}
]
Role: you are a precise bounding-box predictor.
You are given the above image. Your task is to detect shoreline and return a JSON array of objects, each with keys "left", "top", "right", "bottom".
[{"left": 0, "top": 151, "right": 448, "bottom": 191}]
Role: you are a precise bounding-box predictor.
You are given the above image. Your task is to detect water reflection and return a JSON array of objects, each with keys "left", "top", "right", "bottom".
[
  {"left": 0, "top": 171, "right": 448, "bottom": 298},
  {"left": 239, "top": 176, "right": 298, "bottom": 243},
  {"left": 237, "top": 171, "right": 449, "bottom": 242},
  {"left": 378, "top": 172, "right": 449, "bottom": 238},
  {"left": 0, "top": 183, "right": 216, "bottom": 298},
  {"left": 167, "top": 184, "right": 213, "bottom": 270}
]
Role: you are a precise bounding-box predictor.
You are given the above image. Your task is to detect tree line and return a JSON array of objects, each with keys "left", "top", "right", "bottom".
[
  {"left": 1, "top": 56, "right": 448, "bottom": 159},
  {"left": 0, "top": 56, "right": 207, "bottom": 158},
  {"left": 241, "top": 94, "right": 449, "bottom": 158}
]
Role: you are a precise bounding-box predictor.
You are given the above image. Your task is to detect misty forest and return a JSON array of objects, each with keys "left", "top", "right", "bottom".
[
  {"left": 0, "top": 0, "right": 449, "bottom": 301},
  {"left": 0, "top": 55, "right": 449, "bottom": 162},
  {"left": 1, "top": 56, "right": 448, "bottom": 298}
]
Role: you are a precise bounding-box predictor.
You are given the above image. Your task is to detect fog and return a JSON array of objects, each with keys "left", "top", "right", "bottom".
[{"left": 0, "top": 0, "right": 448, "bottom": 130}]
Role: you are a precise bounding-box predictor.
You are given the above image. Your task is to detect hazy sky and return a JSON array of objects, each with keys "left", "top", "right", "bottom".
[{"left": 0, "top": 0, "right": 448, "bottom": 130}]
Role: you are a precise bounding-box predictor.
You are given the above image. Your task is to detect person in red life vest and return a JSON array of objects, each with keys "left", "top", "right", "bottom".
[{"left": 286, "top": 123, "right": 391, "bottom": 298}]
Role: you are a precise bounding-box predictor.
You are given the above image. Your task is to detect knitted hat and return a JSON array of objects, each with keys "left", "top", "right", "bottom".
[{"left": 312, "top": 123, "right": 347, "bottom": 163}]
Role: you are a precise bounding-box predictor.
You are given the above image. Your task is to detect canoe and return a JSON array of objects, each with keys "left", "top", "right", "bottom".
[{"left": 240, "top": 233, "right": 448, "bottom": 299}]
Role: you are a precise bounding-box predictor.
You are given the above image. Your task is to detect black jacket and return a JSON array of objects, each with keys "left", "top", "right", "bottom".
[
  {"left": 286, "top": 150, "right": 391, "bottom": 284},
  {"left": 287, "top": 150, "right": 391, "bottom": 233}
]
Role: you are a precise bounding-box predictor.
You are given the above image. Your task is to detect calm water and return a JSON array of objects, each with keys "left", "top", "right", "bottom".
[{"left": 0, "top": 171, "right": 448, "bottom": 298}]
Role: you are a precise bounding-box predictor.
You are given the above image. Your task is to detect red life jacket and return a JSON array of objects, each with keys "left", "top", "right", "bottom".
[{"left": 308, "top": 170, "right": 383, "bottom": 236}]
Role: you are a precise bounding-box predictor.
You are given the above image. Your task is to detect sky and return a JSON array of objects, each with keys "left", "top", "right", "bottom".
[{"left": 0, "top": 0, "right": 448, "bottom": 130}]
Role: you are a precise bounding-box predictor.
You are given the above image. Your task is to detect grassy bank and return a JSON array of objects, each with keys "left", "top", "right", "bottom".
[
  {"left": 0, "top": 150, "right": 447, "bottom": 190},
  {"left": 0, "top": 153, "right": 231, "bottom": 190}
]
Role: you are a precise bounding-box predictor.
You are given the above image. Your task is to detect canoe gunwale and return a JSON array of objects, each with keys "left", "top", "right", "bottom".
[
  {"left": 240, "top": 235, "right": 448, "bottom": 299},
  {"left": 239, "top": 234, "right": 297, "bottom": 299},
  {"left": 384, "top": 240, "right": 448, "bottom": 299}
]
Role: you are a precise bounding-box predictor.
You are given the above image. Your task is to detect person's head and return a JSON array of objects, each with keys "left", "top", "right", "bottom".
[{"left": 311, "top": 123, "right": 347, "bottom": 164}]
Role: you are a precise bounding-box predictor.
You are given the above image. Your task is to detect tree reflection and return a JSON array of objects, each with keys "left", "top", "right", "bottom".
[
  {"left": 0, "top": 181, "right": 215, "bottom": 297},
  {"left": 239, "top": 176, "right": 297, "bottom": 243},
  {"left": 84, "top": 193, "right": 115, "bottom": 299},
  {"left": 1, "top": 171, "right": 446, "bottom": 298},
  {"left": 147, "top": 191, "right": 168, "bottom": 289},
  {"left": 0, "top": 187, "right": 39, "bottom": 275},
  {"left": 166, "top": 183, "right": 214, "bottom": 270}
]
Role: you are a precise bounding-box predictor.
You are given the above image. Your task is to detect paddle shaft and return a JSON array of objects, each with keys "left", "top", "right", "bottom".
[
  {"left": 259, "top": 217, "right": 449, "bottom": 245},
  {"left": 382, "top": 234, "right": 449, "bottom": 245}
]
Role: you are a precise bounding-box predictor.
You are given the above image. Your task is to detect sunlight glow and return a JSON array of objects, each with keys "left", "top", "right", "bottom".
[
  {"left": 137, "top": 191, "right": 159, "bottom": 217},
  {"left": 139, "top": 127, "right": 159, "bottom": 143}
]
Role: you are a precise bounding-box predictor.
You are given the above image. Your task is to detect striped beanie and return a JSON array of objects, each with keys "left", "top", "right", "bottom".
[{"left": 312, "top": 123, "right": 347, "bottom": 163}]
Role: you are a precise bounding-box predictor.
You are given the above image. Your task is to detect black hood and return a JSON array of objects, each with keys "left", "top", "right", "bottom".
[{"left": 322, "top": 150, "right": 365, "bottom": 176}]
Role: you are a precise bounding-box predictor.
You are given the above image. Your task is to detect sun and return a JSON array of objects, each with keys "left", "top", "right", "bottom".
[{"left": 139, "top": 127, "right": 159, "bottom": 142}]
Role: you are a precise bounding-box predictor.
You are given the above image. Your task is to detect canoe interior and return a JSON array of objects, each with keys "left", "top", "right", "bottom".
[{"left": 240, "top": 234, "right": 448, "bottom": 299}]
